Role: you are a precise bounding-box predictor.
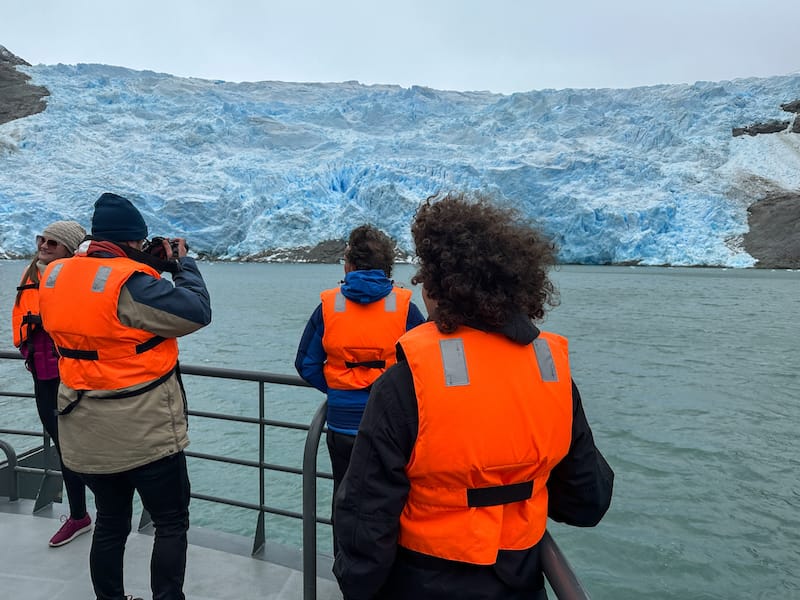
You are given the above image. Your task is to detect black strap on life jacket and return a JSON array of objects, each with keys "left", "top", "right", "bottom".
[
  {"left": 466, "top": 480, "right": 534, "bottom": 507},
  {"left": 344, "top": 359, "right": 386, "bottom": 369},
  {"left": 174, "top": 360, "right": 189, "bottom": 429},
  {"left": 20, "top": 312, "right": 44, "bottom": 377},
  {"left": 57, "top": 335, "right": 167, "bottom": 360},
  {"left": 20, "top": 313, "right": 42, "bottom": 327},
  {"left": 136, "top": 335, "right": 168, "bottom": 354},
  {"left": 56, "top": 347, "right": 99, "bottom": 360},
  {"left": 17, "top": 282, "right": 41, "bottom": 373},
  {"left": 58, "top": 365, "right": 177, "bottom": 416}
]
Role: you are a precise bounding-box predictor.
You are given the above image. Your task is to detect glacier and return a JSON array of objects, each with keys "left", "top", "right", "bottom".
[{"left": 1, "top": 60, "right": 800, "bottom": 267}]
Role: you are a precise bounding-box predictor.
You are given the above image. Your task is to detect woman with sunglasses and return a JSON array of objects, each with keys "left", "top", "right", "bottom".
[{"left": 11, "top": 220, "right": 93, "bottom": 547}]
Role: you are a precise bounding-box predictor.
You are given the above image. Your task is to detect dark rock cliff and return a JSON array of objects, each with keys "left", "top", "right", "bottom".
[
  {"left": 743, "top": 193, "right": 800, "bottom": 269},
  {"left": 732, "top": 99, "right": 800, "bottom": 268},
  {"left": 0, "top": 45, "right": 49, "bottom": 125}
]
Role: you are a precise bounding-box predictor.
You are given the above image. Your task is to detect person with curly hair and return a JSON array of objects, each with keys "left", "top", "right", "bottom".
[
  {"left": 333, "top": 192, "right": 614, "bottom": 600},
  {"left": 294, "top": 224, "right": 426, "bottom": 552}
]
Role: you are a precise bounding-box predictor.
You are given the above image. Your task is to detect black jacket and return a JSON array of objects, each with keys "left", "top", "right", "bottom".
[{"left": 333, "top": 315, "right": 614, "bottom": 600}]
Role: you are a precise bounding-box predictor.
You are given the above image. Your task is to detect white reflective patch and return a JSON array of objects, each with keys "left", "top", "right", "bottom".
[
  {"left": 440, "top": 338, "right": 469, "bottom": 386},
  {"left": 384, "top": 291, "right": 397, "bottom": 312},
  {"left": 533, "top": 338, "right": 558, "bottom": 382},
  {"left": 92, "top": 266, "right": 112, "bottom": 293},
  {"left": 44, "top": 263, "right": 63, "bottom": 288},
  {"left": 334, "top": 292, "right": 346, "bottom": 312}
]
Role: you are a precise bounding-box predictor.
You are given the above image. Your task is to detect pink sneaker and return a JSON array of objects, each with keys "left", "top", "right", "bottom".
[{"left": 49, "top": 514, "right": 92, "bottom": 547}]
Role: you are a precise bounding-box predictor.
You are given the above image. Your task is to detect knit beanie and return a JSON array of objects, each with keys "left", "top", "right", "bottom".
[
  {"left": 41, "top": 220, "right": 86, "bottom": 255},
  {"left": 91, "top": 192, "right": 148, "bottom": 242}
]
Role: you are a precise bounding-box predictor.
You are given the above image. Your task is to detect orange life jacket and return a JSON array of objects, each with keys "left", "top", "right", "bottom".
[
  {"left": 38, "top": 255, "right": 179, "bottom": 390},
  {"left": 397, "top": 322, "right": 574, "bottom": 565},
  {"left": 11, "top": 272, "right": 41, "bottom": 348},
  {"left": 321, "top": 286, "right": 412, "bottom": 390}
]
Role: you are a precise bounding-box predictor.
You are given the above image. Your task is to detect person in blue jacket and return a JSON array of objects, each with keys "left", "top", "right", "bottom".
[{"left": 295, "top": 225, "right": 426, "bottom": 551}]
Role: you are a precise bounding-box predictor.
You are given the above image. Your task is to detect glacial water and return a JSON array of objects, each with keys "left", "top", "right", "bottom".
[{"left": 1, "top": 260, "right": 798, "bottom": 599}]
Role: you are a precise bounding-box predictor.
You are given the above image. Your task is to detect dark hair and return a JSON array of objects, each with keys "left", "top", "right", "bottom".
[
  {"left": 344, "top": 224, "right": 395, "bottom": 277},
  {"left": 411, "top": 192, "right": 559, "bottom": 333}
]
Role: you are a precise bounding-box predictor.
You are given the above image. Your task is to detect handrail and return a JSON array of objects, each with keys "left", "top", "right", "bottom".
[
  {"left": 302, "top": 400, "right": 328, "bottom": 600},
  {"left": 540, "top": 530, "right": 591, "bottom": 600},
  {"left": 0, "top": 439, "right": 18, "bottom": 500},
  {"left": 1, "top": 349, "right": 591, "bottom": 599},
  {"left": 0, "top": 349, "right": 331, "bottom": 553}
]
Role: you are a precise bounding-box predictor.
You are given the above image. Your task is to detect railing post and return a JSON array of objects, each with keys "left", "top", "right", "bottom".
[
  {"left": 540, "top": 530, "right": 592, "bottom": 600},
  {"left": 254, "top": 381, "right": 266, "bottom": 555},
  {"left": 34, "top": 429, "right": 64, "bottom": 513},
  {"left": 0, "top": 439, "right": 19, "bottom": 501},
  {"left": 302, "top": 401, "right": 328, "bottom": 600}
]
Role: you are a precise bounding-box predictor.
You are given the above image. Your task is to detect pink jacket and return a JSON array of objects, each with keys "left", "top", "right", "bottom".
[{"left": 20, "top": 327, "right": 60, "bottom": 381}]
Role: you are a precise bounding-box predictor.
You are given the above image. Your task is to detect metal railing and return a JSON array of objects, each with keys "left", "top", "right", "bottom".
[
  {"left": 0, "top": 349, "right": 589, "bottom": 599},
  {"left": 0, "top": 350, "right": 332, "bottom": 565}
]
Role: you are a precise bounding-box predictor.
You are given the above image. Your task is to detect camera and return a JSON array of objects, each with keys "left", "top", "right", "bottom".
[{"left": 143, "top": 236, "right": 187, "bottom": 261}]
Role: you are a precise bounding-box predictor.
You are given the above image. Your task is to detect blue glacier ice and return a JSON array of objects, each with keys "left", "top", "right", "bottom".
[{"left": 1, "top": 62, "right": 800, "bottom": 266}]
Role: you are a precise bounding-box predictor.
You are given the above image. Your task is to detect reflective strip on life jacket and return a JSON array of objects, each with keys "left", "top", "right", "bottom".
[
  {"left": 333, "top": 290, "right": 399, "bottom": 313},
  {"left": 43, "top": 262, "right": 64, "bottom": 288}
]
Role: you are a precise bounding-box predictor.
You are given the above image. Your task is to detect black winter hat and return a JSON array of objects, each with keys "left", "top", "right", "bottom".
[{"left": 91, "top": 192, "right": 148, "bottom": 242}]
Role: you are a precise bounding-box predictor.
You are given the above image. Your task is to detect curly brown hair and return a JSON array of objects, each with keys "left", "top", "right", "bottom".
[
  {"left": 344, "top": 224, "right": 395, "bottom": 277},
  {"left": 411, "top": 192, "right": 559, "bottom": 333}
]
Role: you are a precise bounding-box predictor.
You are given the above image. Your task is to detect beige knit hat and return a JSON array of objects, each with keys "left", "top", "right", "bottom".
[{"left": 40, "top": 220, "right": 87, "bottom": 254}]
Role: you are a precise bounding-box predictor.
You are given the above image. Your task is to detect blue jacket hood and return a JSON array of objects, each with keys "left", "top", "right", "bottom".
[{"left": 340, "top": 269, "right": 393, "bottom": 304}]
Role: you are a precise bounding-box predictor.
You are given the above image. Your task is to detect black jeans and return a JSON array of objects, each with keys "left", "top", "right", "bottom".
[
  {"left": 326, "top": 429, "right": 356, "bottom": 555},
  {"left": 33, "top": 376, "right": 87, "bottom": 520},
  {"left": 81, "top": 452, "right": 191, "bottom": 600},
  {"left": 380, "top": 549, "right": 549, "bottom": 600}
]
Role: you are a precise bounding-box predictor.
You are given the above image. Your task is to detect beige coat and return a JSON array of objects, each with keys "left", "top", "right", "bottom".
[{"left": 58, "top": 373, "right": 189, "bottom": 474}]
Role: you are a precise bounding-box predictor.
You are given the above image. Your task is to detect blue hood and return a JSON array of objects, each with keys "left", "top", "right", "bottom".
[{"left": 340, "top": 269, "right": 393, "bottom": 304}]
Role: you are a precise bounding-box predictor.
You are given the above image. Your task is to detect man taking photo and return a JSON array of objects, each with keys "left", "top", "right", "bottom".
[{"left": 39, "top": 192, "right": 212, "bottom": 600}]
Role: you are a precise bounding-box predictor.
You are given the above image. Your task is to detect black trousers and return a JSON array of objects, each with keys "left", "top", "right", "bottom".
[
  {"left": 326, "top": 429, "right": 356, "bottom": 555},
  {"left": 33, "top": 376, "right": 87, "bottom": 519},
  {"left": 81, "top": 452, "right": 191, "bottom": 600},
  {"left": 379, "top": 549, "right": 549, "bottom": 600}
]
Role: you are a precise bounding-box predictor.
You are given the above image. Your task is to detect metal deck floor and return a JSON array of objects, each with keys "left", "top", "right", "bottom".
[{"left": 0, "top": 499, "right": 343, "bottom": 600}]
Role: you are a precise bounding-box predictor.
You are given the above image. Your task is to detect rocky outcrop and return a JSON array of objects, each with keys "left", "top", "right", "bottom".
[
  {"left": 225, "top": 238, "right": 413, "bottom": 263},
  {"left": 241, "top": 239, "right": 348, "bottom": 263},
  {"left": 743, "top": 192, "right": 800, "bottom": 269},
  {"left": 0, "top": 45, "right": 49, "bottom": 125},
  {"left": 732, "top": 119, "right": 790, "bottom": 137},
  {"left": 780, "top": 99, "right": 800, "bottom": 134},
  {"left": 733, "top": 98, "right": 800, "bottom": 137},
  {"left": 780, "top": 100, "right": 800, "bottom": 113},
  {"left": 730, "top": 99, "right": 800, "bottom": 267}
]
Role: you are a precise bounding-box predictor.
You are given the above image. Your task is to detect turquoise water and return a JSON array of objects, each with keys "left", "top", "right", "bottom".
[{"left": 2, "top": 261, "right": 798, "bottom": 599}]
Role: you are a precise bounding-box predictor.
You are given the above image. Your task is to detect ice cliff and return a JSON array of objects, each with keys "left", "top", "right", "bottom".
[{"left": 1, "top": 55, "right": 799, "bottom": 267}]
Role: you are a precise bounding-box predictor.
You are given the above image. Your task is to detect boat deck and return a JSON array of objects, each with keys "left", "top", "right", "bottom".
[{"left": 0, "top": 498, "right": 343, "bottom": 600}]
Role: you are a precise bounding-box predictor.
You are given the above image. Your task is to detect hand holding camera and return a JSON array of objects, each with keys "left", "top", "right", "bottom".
[{"left": 143, "top": 236, "right": 189, "bottom": 261}]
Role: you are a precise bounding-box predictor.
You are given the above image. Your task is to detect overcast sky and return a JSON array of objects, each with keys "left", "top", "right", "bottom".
[{"left": 2, "top": 0, "right": 798, "bottom": 94}]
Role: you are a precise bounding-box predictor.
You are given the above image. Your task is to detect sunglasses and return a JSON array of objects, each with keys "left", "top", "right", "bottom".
[{"left": 36, "top": 236, "right": 61, "bottom": 249}]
